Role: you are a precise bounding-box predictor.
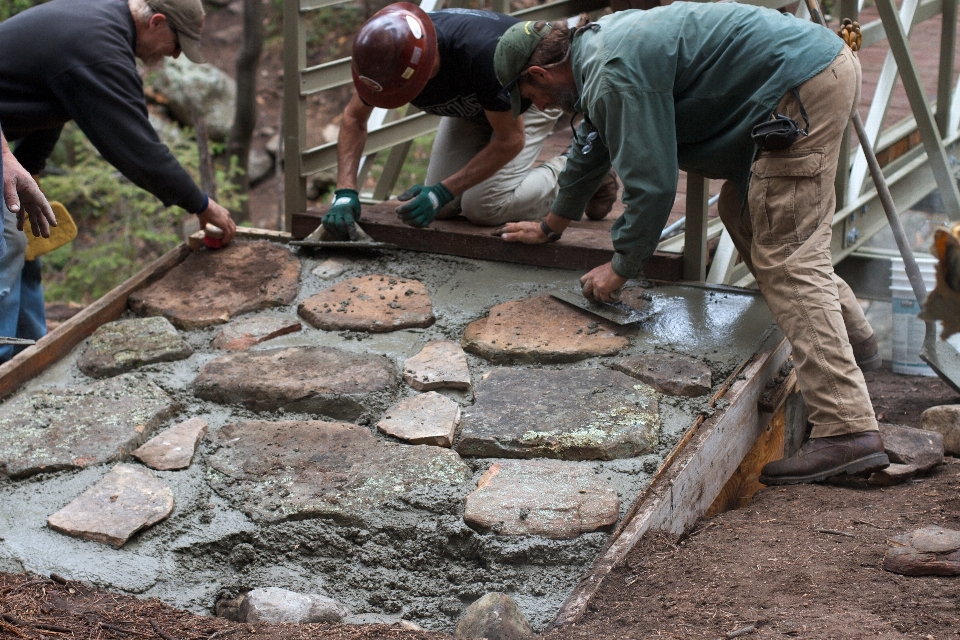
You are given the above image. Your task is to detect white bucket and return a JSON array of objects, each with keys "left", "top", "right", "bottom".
[{"left": 890, "top": 256, "right": 938, "bottom": 376}]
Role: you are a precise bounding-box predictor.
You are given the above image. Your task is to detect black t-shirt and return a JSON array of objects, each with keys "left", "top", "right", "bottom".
[{"left": 412, "top": 10, "right": 517, "bottom": 121}]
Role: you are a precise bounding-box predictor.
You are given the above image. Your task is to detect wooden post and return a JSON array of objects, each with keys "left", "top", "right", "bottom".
[{"left": 684, "top": 172, "right": 709, "bottom": 282}]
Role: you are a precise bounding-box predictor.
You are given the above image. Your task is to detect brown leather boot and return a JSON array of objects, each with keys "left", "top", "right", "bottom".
[
  {"left": 584, "top": 170, "right": 619, "bottom": 220},
  {"left": 759, "top": 431, "right": 889, "bottom": 485},
  {"left": 852, "top": 334, "right": 882, "bottom": 371}
]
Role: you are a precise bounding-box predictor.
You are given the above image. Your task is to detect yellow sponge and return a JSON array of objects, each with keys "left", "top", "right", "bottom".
[{"left": 24, "top": 201, "right": 77, "bottom": 261}]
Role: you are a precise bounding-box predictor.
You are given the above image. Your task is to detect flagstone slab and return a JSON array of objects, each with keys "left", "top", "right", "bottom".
[
  {"left": 0, "top": 374, "right": 178, "bottom": 479},
  {"left": 612, "top": 353, "right": 712, "bottom": 397},
  {"left": 298, "top": 275, "right": 434, "bottom": 333},
  {"left": 211, "top": 313, "right": 303, "bottom": 351},
  {"left": 461, "top": 295, "right": 630, "bottom": 364},
  {"left": 132, "top": 417, "right": 208, "bottom": 470},
  {"left": 883, "top": 526, "right": 960, "bottom": 576},
  {"left": 129, "top": 241, "right": 301, "bottom": 330},
  {"left": 47, "top": 463, "right": 174, "bottom": 548},
  {"left": 78, "top": 316, "right": 193, "bottom": 379},
  {"left": 194, "top": 347, "right": 397, "bottom": 420},
  {"left": 206, "top": 420, "right": 471, "bottom": 523},
  {"left": 463, "top": 460, "right": 619, "bottom": 539},
  {"left": 403, "top": 340, "right": 471, "bottom": 391},
  {"left": 377, "top": 392, "right": 461, "bottom": 447},
  {"left": 457, "top": 368, "right": 660, "bottom": 460}
]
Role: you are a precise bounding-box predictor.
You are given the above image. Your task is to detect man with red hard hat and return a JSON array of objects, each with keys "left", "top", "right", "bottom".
[{"left": 322, "top": 3, "right": 617, "bottom": 239}]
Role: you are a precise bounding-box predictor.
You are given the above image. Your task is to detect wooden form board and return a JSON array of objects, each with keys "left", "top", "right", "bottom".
[
  {"left": 292, "top": 204, "right": 685, "bottom": 281},
  {"left": 549, "top": 331, "right": 792, "bottom": 630}
]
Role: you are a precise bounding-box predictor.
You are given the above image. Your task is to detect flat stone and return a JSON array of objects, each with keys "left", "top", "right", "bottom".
[
  {"left": 47, "top": 464, "right": 174, "bottom": 548},
  {"left": 463, "top": 460, "right": 619, "bottom": 539},
  {"left": 77, "top": 316, "right": 193, "bottom": 379},
  {"left": 457, "top": 368, "right": 660, "bottom": 460},
  {"left": 129, "top": 242, "right": 301, "bottom": 330},
  {"left": 239, "top": 587, "right": 349, "bottom": 624},
  {"left": 194, "top": 346, "right": 397, "bottom": 420},
  {"left": 869, "top": 462, "right": 922, "bottom": 486},
  {"left": 132, "top": 417, "right": 208, "bottom": 470},
  {"left": 883, "top": 526, "right": 960, "bottom": 576},
  {"left": 403, "top": 340, "right": 471, "bottom": 391},
  {"left": 377, "top": 392, "right": 461, "bottom": 447},
  {"left": 0, "top": 374, "right": 178, "bottom": 479},
  {"left": 211, "top": 313, "right": 302, "bottom": 351},
  {"left": 461, "top": 295, "right": 630, "bottom": 364},
  {"left": 612, "top": 353, "right": 711, "bottom": 396},
  {"left": 312, "top": 257, "right": 349, "bottom": 279},
  {"left": 454, "top": 593, "right": 534, "bottom": 640},
  {"left": 206, "top": 420, "right": 470, "bottom": 523},
  {"left": 879, "top": 423, "right": 944, "bottom": 470},
  {"left": 298, "top": 275, "right": 434, "bottom": 333},
  {"left": 920, "top": 405, "right": 960, "bottom": 455}
]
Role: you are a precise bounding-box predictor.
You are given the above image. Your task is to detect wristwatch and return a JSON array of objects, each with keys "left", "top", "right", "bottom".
[{"left": 540, "top": 218, "right": 562, "bottom": 242}]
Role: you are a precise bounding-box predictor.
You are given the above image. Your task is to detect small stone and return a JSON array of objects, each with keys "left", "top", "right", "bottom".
[
  {"left": 132, "top": 417, "right": 208, "bottom": 470},
  {"left": 0, "top": 374, "right": 178, "bottom": 479},
  {"left": 299, "top": 275, "right": 434, "bottom": 333},
  {"left": 454, "top": 593, "right": 534, "bottom": 640},
  {"left": 239, "top": 587, "right": 349, "bottom": 624},
  {"left": 464, "top": 460, "right": 619, "bottom": 539},
  {"left": 403, "top": 340, "right": 471, "bottom": 391},
  {"left": 194, "top": 346, "right": 397, "bottom": 420},
  {"left": 868, "top": 424, "right": 943, "bottom": 485},
  {"left": 47, "top": 464, "right": 174, "bottom": 548},
  {"left": 612, "top": 353, "right": 711, "bottom": 396},
  {"left": 919, "top": 405, "right": 960, "bottom": 455},
  {"left": 247, "top": 148, "right": 274, "bottom": 185},
  {"left": 129, "top": 242, "right": 301, "bottom": 330},
  {"left": 211, "top": 314, "right": 302, "bottom": 351},
  {"left": 461, "top": 295, "right": 630, "bottom": 364},
  {"left": 883, "top": 526, "right": 960, "bottom": 576},
  {"left": 457, "top": 368, "right": 660, "bottom": 460},
  {"left": 312, "top": 257, "right": 349, "bottom": 279},
  {"left": 377, "top": 392, "right": 461, "bottom": 447},
  {"left": 78, "top": 316, "right": 193, "bottom": 378}
]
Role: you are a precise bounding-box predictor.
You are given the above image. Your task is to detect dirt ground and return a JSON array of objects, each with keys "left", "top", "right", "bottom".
[{"left": 2, "top": 365, "right": 958, "bottom": 639}]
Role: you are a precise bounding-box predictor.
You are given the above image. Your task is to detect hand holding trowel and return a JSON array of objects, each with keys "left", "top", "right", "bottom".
[{"left": 290, "top": 188, "right": 396, "bottom": 249}]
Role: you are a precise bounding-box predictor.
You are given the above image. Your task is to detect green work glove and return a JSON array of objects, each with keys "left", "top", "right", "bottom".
[
  {"left": 322, "top": 188, "right": 362, "bottom": 240},
  {"left": 395, "top": 182, "right": 454, "bottom": 228}
]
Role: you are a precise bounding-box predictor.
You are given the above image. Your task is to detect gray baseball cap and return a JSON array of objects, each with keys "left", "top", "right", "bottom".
[{"left": 146, "top": 0, "right": 206, "bottom": 63}]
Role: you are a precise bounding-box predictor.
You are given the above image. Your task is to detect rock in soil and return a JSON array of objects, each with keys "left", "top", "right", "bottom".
[
  {"left": 46, "top": 463, "right": 174, "bottom": 548},
  {"left": 78, "top": 316, "right": 192, "bottom": 378},
  {"left": 463, "top": 460, "right": 619, "bottom": 539},
  {"left": 0, "top": 374, "right": 177, "bottom": 479},
  {"left": 883, "top": 526, "right": 960, "bottom": 576},
  {"left": 919, "top": 404, "right": 960, "bottom": 455},
  {"left": 457, "top": 367, "right": 660, "bottom": 460},
  {"left": 454, "top": 592, "right": 534, "bottom": 640}
]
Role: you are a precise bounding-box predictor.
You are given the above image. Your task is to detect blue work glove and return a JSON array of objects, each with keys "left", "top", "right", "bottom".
[
  {"left": 395, "top": 182, "right": 454, "bottom": 228},
  {"left": 321, "top": 188, "right": 361, "bottom": 240}
]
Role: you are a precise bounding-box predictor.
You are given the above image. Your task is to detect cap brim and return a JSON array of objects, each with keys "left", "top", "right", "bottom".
[
  {"left": 180, "top": 35, "right": 206, "bottom": 64},
  {"left": 510, "top": 90, "right": 523, "bottom": 119}
]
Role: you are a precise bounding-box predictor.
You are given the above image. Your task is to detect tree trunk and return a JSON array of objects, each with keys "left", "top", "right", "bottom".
[{"left": 226, "top": 0, "right": 264, "bottom": 223}]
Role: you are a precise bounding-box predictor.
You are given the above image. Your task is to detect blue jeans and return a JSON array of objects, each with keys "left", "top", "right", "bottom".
[{"left": 0, "top": 204, "right": 46, "bottom": 362}]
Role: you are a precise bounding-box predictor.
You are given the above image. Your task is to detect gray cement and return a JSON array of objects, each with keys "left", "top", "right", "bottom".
[{"left": 0, "top": 247, "right": 775, "bottom": 632}]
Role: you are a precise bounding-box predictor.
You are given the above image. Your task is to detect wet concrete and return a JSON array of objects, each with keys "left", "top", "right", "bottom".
[{"left": 0, "top": 246, "right": 774, "bottom": 632}]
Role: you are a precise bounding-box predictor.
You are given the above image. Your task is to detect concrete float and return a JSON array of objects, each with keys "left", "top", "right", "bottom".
[{"left": 0, "top": 227, "right": 793, "bottom": 633}]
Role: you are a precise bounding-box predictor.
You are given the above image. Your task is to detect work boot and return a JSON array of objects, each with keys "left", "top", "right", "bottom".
[
  {"left": 759, "top": 431, "right": 889, "bottom": 485},
  {"left": 584, "top": 170, "right": 619, "bottom": 220},
  {"left": 852, "top": 334, "right": 882, "bottom": 371}
]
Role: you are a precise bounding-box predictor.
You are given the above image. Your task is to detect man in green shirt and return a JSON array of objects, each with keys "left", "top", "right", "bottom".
[{"left": 495, "top": 3, "right": 889, "bottom": 485}]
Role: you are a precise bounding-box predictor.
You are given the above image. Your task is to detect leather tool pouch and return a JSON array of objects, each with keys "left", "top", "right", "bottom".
[{"left": 751, "top": 88, "right": 810, "bottom": 152}]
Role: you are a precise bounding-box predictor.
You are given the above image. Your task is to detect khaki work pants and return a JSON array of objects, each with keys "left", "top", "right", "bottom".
[
  {"left": 717, "top": 46, "right": 879, "bottom": 438},
  {"left": 426, "top": 106, "right": 565, "bottom": 226}
]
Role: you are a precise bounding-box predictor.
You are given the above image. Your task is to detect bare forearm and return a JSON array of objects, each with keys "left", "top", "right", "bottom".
[{"left": 336, "top": 96, "right": 374, "bottom": 190}]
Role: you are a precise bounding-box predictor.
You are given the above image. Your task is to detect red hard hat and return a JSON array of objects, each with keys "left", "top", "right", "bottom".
[{"left": 351, "top": 3, "right": 437, "bottom": 109}]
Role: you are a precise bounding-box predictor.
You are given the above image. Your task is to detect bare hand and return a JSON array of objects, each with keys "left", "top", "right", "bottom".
[
  {"left": 3, "top": 159, "right": 55, "bottom": 238},
  {"left": 580, "top": 262, "right": 627, "bottom": 304},
  {"left": 198, "top": 199, "right": 237, "bottom": 246},
  {"left": 494, "top": 220, "right": 548, "bottom": 244}
]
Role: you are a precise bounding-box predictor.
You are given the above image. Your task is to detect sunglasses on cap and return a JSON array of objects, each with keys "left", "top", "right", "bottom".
[{"left": 496, "top": 69, "right": 529, "bottom": 105}]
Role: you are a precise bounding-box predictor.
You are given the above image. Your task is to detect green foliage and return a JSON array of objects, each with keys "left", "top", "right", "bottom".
[
  {"left": 0, "top": 0, "right": 48, "bottom": 21},
  {"left": 40, "top": 122, "right": 245, "bottom": 304},
  {"left": 366, "top": 132, "right": 436, "bottom": 196}
]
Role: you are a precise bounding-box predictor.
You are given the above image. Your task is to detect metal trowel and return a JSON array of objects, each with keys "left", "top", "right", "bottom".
[
  {"left": 290, "top": 222, "right": 397, "bottom": 250},
  {"left": 550, "top": 288, "right": 645, "bottom": 325}
]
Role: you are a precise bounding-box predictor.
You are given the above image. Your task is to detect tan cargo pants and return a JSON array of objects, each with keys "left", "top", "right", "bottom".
[
  {"left": 426, "top": 106, "right": 565, "bottom": 226},
  {"left": 718, "top": 46, "right": 879, "bottom": 438}
]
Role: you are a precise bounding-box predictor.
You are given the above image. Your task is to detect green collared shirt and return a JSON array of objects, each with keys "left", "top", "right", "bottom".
[{"left": 552, "top": 2, "right": 843, "bottom": 278}]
